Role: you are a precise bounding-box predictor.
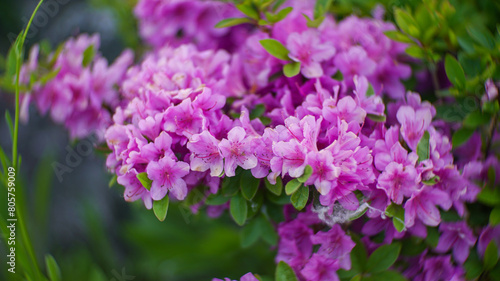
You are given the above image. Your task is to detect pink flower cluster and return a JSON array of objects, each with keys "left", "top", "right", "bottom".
[
  {"left": 21, "top": 34, "right": 133, "bottom": 139},
  {"left": 18, "top": 0, "right": 500, "bottom": 280},
  {"left": 134, "top": 0, "right": 248, "bottom": 51}
]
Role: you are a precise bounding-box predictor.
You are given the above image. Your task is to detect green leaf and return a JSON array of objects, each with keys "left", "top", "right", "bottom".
[
  {"left": 366, "top": 83, "right": 375, "bottom": 96},
  {"left": 260, "top": 39, "right": 290, "bottom": 61},
  {"left": 302, "top": 13, "right": 325, "bottom": 28},
  {"left": 215, "top": 17, "right": 253, "bottom": 28},
  {"left": 241, "top": 217, "right": 261, "bottom": 248},
  {"left": 136, "top": 172, "right": 152, "bottom": 190},
  {"left": 405, "top": 45, "right": 426, "bottom": 59},
  {"left": 265, "top": 177, "right": 282, "bottom": 196},
  {"left": 313, "top": 0, "right": 333, "bottom": 20},
  {"left": 463, "top": 110, "right": 491, "bottom": 128},
  {"left": 39, "top": 67, "right": 61, "bottom": 85},
  {"left": 384, "top": 30, "right": 414, "bottom": 43},
  {"left": 275, "top": 261, "right": 299, "bottom": 281},
  {"left": 236, "top": 3, "right": 260, "bottom": 20},
  {"left": 250, "top": 104, "right": 266, "bottom": 119},
  {"left": 416, "top": 131, "right": 430, "bottom": 162},
  {"left": 366, "top": 243, "right": 402, "bottom": 273},
  {"left": 290, "top": 185, "right": 309, "bottom": 211},
  {"left": 490, "top": 206, "right": 500, "bottom": 226},
  {"left": 367, "top": 113, "right": 387, "bottom": 122},
  {"left": 332, "top": 70, "right": 343, "bottom": 81},
  {"left": 259, "top": 214, "right": 278, "bottom": 245},
  {"left": 283, "top": 61, "right": 301, "bottom": 77},
  {"left": 467, "top": 25, "right": 496, "bottom": 50},
  {"left": 445, "top": 54, "right": 466, "bottom": 89},
  {"left": 422, "top": 175, "right": 440, "bottom": 185},
  {"left": 464, "top": 250, "right": 483, "bottom": 280},
  {"left": 285, "top": 179, "right": 302, "bottom": 195},
  {"left": 477, "top": 187, "right": 500, "bottom": 206},
  {"left": 222, "top": 175, "right": 240, "bottom": 196},
  {"left": 45, "top": 254, "right": 61, "bottom": 281},
  {"left": 274, "top": 7, "right": 293, "bottom": 23},
  {"left": 452, "top": 127, "right": 474, "bottom": 148},
  {"left": 5, "top": 32, "right": 22, "bottom": 79},
  {"left": 297, "top": 165, "right": 313, "bottom": 183},
  {"left": 230, "top": 192, "right": 248, "bottom": 226},
  {"left": 241, "top": 170, "right": 260, "bottom": 200},
  {"left": 205, "top": 192, "right": 230, "bottom": 205},
  {"left": 385, "top": 204, "right": 405, "bottom": 232},
  {"left": 425, "top": 226, "right": 439, "bottom": 248},
  {"left": 153, "top": 195, "right": 169, "bottom": 221},
  {"left": 108, "top": 174, "right": 117, "bottom": 188},
  {"left": 366, "top": 271, "right": 408, "bottom": 281},
  {"left": 484, "top": 241, "right": 499, "bottom": 270},
  {"left": 5, "top": 110, "right": 13, "bottom": 138},
  {"left": 82, "top": 44, "right": 96, "bottom": 67},
  {"left": 394, "top": 8, "right": 420, "bottom": 38}
]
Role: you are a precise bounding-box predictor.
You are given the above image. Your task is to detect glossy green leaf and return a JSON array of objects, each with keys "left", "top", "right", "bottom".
[
  {"left": 205, "top": 192, "right": 230, "bottom": 205},
  {"left": 365, "top": 271, "right": 408, "bottom": 281},
  {"left": 108, "top": 174, "right": 117, "bottom": 188},
  {"left": 313, "top": 0, "right": 333, "bottom": 20},
  {"left": 490, "top": 206, "right": 500, "bottom": 226},
  {"left": 283, "top": 61, "right": 301, "bottom": 77},
  {"left": 384, "top": 30, "right": 414, "bottom": 43},
  {"left": 236, "top": 3, "right": 260, "bottom": 20},
  {"left": 82, "top": 45, "right": 95, "bottom": 67},
  {"left": 416, "top": 131, "right": 430, "bottom": 162},
  {"left": 405, "top": 45, "right": 426, "bottom": 59},
  {"left": 275, "top": 261, "right": 299, "bottom": 281},
  {"left": 445, "top": 54, "right": 466, "bottom": 89},
  {"left": 467, "top": 25, "right": 496, "bottom": 50},
  {"left": 153, "top": 195, "right": 169, "bottom": 221},
  {"left": 215, "top": 17, "right": 253, "bottom": 28},
  {"left": 366, "top": 243, "right": 402, "bottom": 273},
  {"left": 285, "top": 178, "right": 302, "bottom": 195},
  {"left": 230, "top": 192, "right": 248, "bottom": 226},
  {"left": 250, "top": 104, "right": 266, "bottom": 119},
  {"left": 463, "top": 110, "right": 491, "bottom": 128},
  {"left": 240, "top": 170, "right": 260, "bottom": 200},
  {"left": 259, "top": 214, "right": 278, "bottom": 246},
  {"left": 222, "top": 175, "right": 240, "bottom": 196},
  {"left": 297, "top": 165, "right": 313, "bottom": 183},
  {"left": 452, "top": 127, "right": 474, "bottom": 148},
  {"left": 367, "top": 113, "right": 387, "bottom": 122},
  {"left": 39, "top": 67, "right": 60, "bottom": 85},
  {"left": 394, "top": 8, "right": 420, "bottom": 38},
  {"left": 265, "top": 177, "right": 282, "bottom": 196},
  {"left": 260, "top": 39, "right": 290, "bottom": 61},
  {"left": 422, "top": 175, "right": 440, "bottom": 185},
  {"left": 484, "top": 241, "right": 499, "bottom": 270},
  {"left": 464, "top": 250, "right": 483, "bottom": 280},
  {"left": 45, "top": 254, "right": 61, "bottom": 281},
  {"left": 136, "top": 172, "right": 152, "bottom": 190},
  {"left": 290, "top": 185, "right": 309, "bottom": 211},
  {"left": 241, "top": 217, "right": 261, "bottom": 248}
]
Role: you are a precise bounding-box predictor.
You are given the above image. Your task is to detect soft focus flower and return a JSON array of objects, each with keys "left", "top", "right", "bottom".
[{"left": 435, "top": 221, "right": 476, "bottom": 264}]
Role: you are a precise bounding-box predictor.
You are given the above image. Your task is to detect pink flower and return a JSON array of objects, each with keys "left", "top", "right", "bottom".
[
  {"left": 218, "top": 127, "right": 258, "bottom": 177},
  {"left": 305, "top": 150, "right": 341, "bottom": 195},
  {"left": 287, "top": 30, "right": 336, "bottom": 78},
  {"left": 187, "top": 131, "right": 223, "bottom": 177},
  {"left": 146, "top": 157, "right": 190, "bottom": 200},
  {"left": 404, "top": 186, "right": 452, "bottom": 227},
  {"left": 436, "top": 221, "right": 476, "bottom": 264},
  {"left": 377, "top": 162, "right": 419, "bottom": 204},
  {"left": 334, "top": 46, "right": 376, "bottom": 78},
  {"left": 396, "top": 105, "right": 432, "bottom": 150},
  {"left": 300, "top": 254, "right": 340, "bottom": 281},
  {"left": 310, "top": 225, "right": 355, "bottom": 270},
  {"left": 272, "top": 138, "right": 308, "bottom": 178},
  {"left": 164, "top": 98, "right": 206, "bottom": 138}
]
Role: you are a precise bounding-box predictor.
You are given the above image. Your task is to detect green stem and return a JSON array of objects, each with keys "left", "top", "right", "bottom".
[
  {"left": 11, "top": 1, "right": 45, "bottom": 280},
  {"left": 13, "top": 0, "right": 45, "bottom": 169}
]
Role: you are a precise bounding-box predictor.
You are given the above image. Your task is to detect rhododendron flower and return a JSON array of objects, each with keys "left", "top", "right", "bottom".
[
  {"left": 397, "top": 105, "right": 432, "bottom": 150},
  {"left": 287, "top": 30, "right": 336, "bottom": 78},
  {"left": 146, "top": 157, "right": 190, "bottom": 200},
  {"left": 300, "top": 254, "right": 340, "bottom": 281},
  {"left": 436, "top": 221, "right": 476, "bottom": 264},
  {"left": 310, "top": 225, "right": 355, "bottom": 270},
  {"left": 404, "top": 186, "right": 452, "bottom": 227},
  {"left": 377, "top": 162, "right": 419, "bottom": 204},
  {"left": 218, "top": 126, "right": 258, "bottom": 177},
  {"left": 187, "top": 131, "right": 223, "bottom": 177}
]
